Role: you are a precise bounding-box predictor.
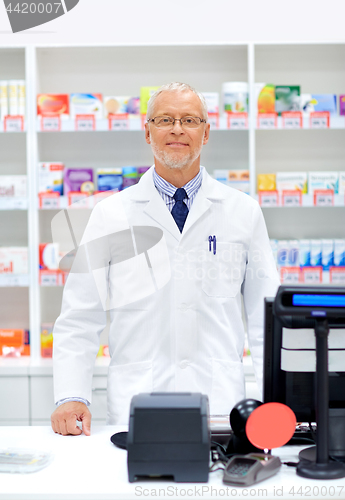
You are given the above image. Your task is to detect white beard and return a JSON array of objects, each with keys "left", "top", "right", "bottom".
[{"left": 150, "top": 138, "right": 203, "bottom": 170}]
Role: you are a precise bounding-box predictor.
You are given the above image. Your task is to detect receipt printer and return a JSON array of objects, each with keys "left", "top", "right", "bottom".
[{"left": 127, "top": 392, "right": 210, "bottom": 483}]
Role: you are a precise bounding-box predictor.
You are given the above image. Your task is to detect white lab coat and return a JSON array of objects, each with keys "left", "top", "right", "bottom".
[{"left": 53, "top": 166, "right": 280, "bottom": 424}]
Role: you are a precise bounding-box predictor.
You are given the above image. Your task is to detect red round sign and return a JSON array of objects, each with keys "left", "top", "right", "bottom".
[{"left": 245, "top": 402, "right": 296, "bottom": 450}]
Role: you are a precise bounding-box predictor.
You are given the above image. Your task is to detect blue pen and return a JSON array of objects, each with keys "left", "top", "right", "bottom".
[{"left": 208, "top": 235, "right": 216, "bottom": 255}]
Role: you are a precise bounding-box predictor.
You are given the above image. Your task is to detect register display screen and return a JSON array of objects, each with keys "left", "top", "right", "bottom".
[{"left": 292, "top": 294, "right": 345, "bottom": 307}]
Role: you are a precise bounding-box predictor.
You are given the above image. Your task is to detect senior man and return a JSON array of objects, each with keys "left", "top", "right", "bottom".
[{"left": 51, "top": 82, "right": 280, "bottom": 436}]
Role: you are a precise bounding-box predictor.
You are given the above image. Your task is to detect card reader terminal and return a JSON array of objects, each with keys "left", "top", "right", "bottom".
[{"left": 223, "top": 453, "right": 281, "bottom": 486}]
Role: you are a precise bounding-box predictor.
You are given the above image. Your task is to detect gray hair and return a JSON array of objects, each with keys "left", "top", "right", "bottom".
[{"left": 146, "top": 82, "right": 208, "bottom": 121}]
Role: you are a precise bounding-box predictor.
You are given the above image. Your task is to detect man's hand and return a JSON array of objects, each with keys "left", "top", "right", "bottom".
[{"left": 51, "top": 401, "right": 91, "bottom": 436}]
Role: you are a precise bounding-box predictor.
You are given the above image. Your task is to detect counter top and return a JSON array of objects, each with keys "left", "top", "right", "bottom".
[{"left": 1, "top": 426, "right": 345, "bottom": 500}]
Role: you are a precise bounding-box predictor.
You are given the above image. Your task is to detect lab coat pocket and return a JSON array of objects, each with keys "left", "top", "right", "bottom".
[
  {"left": 107, "top": 359, "right": 153, "bottom": 425},
  {"left": 202, "top": 243, "right": 245, "bottom": 298},
  {"left": 210, "top": 358, "right": 245, "bottom": 416}
]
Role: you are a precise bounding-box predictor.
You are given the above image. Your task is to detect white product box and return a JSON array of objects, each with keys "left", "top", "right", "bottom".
[
  {"left": 70, "top": 93, "right": 103, "bottom": 119},
  {"left": 308, "top": 172, "right": 339, "bottom": 194},
  {"left": 321, "top": 239, "right": 334, "bottom": 270},
  {"left": 299, "top": 239, "right": 311, "bottom": 267},
  {"left": 334, "top": 239, "right": 345, "bottom": 266},
  {"left": 202, "top": 92, "right": 219, "bottom": 114},
  {"left": 8, "top": 80, "right": 19, "bottom": 116},
  {"left": 276, "top": 172, "right": 308, "bottom": 193},
  {"left": 17, "top": 80, "right": 26, "bottom": 117},
  {"left": 0, "top": 80, "right": 8, "bottom": 121},
  {"left": 0, "top": 247, "right": 28, "bottom": 274},
  {"left": 38, "top": 163, "right": 64, "bottom": 195},
  {"left": 339, "top": 171, "right": 345, "bottom": 194},
  {"left": 310, "top": 239, "right": 322, "bottom": 267},
  {"left": 0, "top": 176, "right": 27, "bottom": 197}
]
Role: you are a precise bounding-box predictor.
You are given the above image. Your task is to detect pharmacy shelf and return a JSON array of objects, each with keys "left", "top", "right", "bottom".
[
  {"left": 35, "top": 114, "right": 345, "bottom": 133},
  {"left": 0, "top": 274, "right": 29, "bottom": 287},
  {"left": 0, "top": 122, "right": 26, "bottom": 133},
  {"left": 0, "top": 198, "right": 28, "bottom": 210},
  {"left": 36, "top": 115, "right": 247, "bottom": 132},
  {"left": 258, "top": 193, "right": 345, "bottom": 208}
]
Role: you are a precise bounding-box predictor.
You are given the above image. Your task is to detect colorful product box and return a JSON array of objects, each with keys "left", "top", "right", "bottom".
[
  {"left": 310, "top": 239, "right": 322, "bottom": 267},
  {"left": 0, "top": 175, "right": 27, "bottom": 197},
  {"left": 37, "top": 94, "right": 69, "bottom": 118},
  {"left": 321, "top": 239, "right": 334, "bottom": 270},
  {"left": 97, "top": 168, "right": 122, "bottom": 192},
  {"left": 228, "top": 170, "right": 250, "bottom": 194},
  {"left": 70, "top": 93, "right": 103, "bottom": 119},
  {"left": 276, "top": 172, "right": 308, "bottom": 194},
  {"left": 213, "top": 170, "right": 250, "bottom": 193},
  {"left": 137, "top": 166, "right": 150, "bottom": 178},
  {"left": 339, "top": 95, "right": 345, "bottom": 116},
  {"left": 39, "top": 243, "right": 59, "bottom": 271},
  {"left": 0, "top": 329, "right": 29, "bottom": 357},
  {"left": 41, "top": 323, "right": 53, "bottom": 358},
  {"left": 140, "top": 87, "right": 160, "bottom": 115},
  {"left": 334, "top": 240, "right": 345, "bottom": 266},
  {"left": 122, "top": 166, "right": 138, "bottom": 189},
  {"left": 308, "top": 172, "right": 339, "bottom": 194},
  {"left": 299, "top": 240, "right": 311, "bottom": 267},
  {"left": 257, "top": 173, "right": 276, "bottom": 191},
  {"left": 0, "top": 247, "right": 28, "bottom": 274},
  {"left": 38, "top": 162, "right": 64, "bottom": 195},
  {"left": 256, "top": 84, "right": 276, "bottom": 114},
  {"left": 275, "top": 86, "right": 300, "bottom": 115},
  {"left": 202, "top": 92, "right": 219, "bottom": 114},
  {"left": 339, "top": 171, "right": 345, "bottom": 194},
  {"left": 103, "top": 96, "right": 140, "bottom": 117},
  {"left": 63, "top": 168, "right": 94, "bottom": 195},
  {"left": 104, "top": 96, "right": 129, "bottom": 118}
]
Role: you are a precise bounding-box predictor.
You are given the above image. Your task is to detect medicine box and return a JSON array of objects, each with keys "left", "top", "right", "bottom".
[
  {"left": 97, "top": 168, "right": 122, "bottom": 192},
  {"left": 140, "top": 87, "right": 160, "bottom": 115},
  {"left": 0, "top": 329, "right": 29, "bottom": 357},
  {"left": 41, "top": 323, "right": 53, "bottom": 358},
  {"left": 0, "top": 175, "right": 27, "bottom": 197},
  {"left": 334, "top": 240, "right": 345, "bottom": 266},
  {"left": 275, "top": 86, "right": 300, "bottom": 115},
  {"left": 276, "top": 172, "right": 308, "bottom": 193},
  {"left": 257, "top": 173, "right": 276, "bottom": 191},
  {"left": 308, "top": 172, "right": 339, "bottom": 194},
  {"left": 37, "top": 94, "right": 69, "bottom": 118},
  {"left": 202, "top": 92, "right": 219, "bottom": 114},
  {"left": 38, "top": 162, "right": 64, "bottom": 195},
  {"left": 256, "top": 83, "right": 276, "bottom": 114},
  {"left": 0, "top": 247, "right": 28, "bottom": 274},
  {"left": 63, "top": 168, "right": 94, "bottom": 195},
  {"left": 70, "top": 93, "right": 103, "bottom": 119},
  {"left": 104, "top": 96, "right": 129, "bottom": 118},
  {"left": 340, "top": 95, "right": 345, "bottom": 116},
  {"left": 39, "top": 243, "right": 59, "bottom": 271}
]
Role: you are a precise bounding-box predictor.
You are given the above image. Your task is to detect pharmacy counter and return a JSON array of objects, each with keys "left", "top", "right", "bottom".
[{"left": 1, "top": 426, "right": 345, "bottom": 500}]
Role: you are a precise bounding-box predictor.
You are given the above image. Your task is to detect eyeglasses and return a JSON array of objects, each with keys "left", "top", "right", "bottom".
[{"left": 147, "top": 116, "right": 207, "bottom": 129}]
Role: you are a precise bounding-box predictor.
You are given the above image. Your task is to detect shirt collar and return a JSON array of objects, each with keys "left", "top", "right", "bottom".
[{"left": 153, "top": 167, "right": 203, "bottom": 199}]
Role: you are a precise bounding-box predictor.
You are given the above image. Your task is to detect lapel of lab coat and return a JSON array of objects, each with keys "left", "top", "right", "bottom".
[{"left": 130, "top": 166, "right": 227, "bottom": 241}]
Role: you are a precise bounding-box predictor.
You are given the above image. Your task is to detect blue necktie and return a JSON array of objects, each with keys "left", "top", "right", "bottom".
[{"left": 171, "top": 188, "right": 189, "bottom": 233}]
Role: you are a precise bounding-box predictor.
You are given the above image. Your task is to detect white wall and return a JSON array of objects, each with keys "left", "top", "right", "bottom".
[{"left": 0, "top": 0, "right": 345, "bottom": 46}]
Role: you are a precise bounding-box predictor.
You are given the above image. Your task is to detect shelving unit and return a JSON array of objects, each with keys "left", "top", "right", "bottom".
[{"left": 0, "top": 42, "right": 344, "bottom": 424}]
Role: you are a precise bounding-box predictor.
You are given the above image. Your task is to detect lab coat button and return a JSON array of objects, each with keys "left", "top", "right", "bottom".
[{"left": 179, "top": 360, "right": 189, "bottom": 369}]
